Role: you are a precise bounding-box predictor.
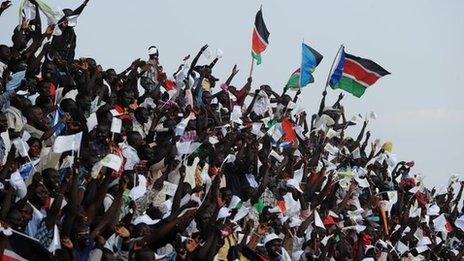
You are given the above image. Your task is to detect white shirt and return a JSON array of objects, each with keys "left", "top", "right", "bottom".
[{"left": 121, "top": 144, "right": 140, "bottom": 170}]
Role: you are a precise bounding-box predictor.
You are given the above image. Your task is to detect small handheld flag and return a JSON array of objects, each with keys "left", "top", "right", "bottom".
[
  {"left": 300, "top": 43, "right": 323, "bottom": 87},
  {"left": 285, "top": 42, "right": 323, "bottom": 90},
  {"left": 251, "top": 7, "right": 270, "bottom": 65},
  {"left": 329, "top": 46, "right": 390, "bottom": 97}
]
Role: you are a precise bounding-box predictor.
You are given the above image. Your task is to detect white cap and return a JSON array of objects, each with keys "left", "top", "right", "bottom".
[
  {"left": 148, "top": 46, "right": 159, "bottom": 56},
  {"left": 263, "top": 233, "right": 282, "bottom": 245}
]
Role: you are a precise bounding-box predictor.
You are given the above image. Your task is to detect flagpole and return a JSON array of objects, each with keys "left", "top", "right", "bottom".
[
  {"left": 249, "top": 57, "right": 254, "bottom": 78},
  {"left": 324, "top": 44, "right": 344, "bottom": 91}
]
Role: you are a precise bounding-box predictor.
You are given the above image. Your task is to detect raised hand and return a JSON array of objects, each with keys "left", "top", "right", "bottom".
[
  {"left": 0, "top": 1, "right": 12, "bottom": 11},
  {"left": 200, "top": 44, "right": 208, "bottom": 52},
  {"left": 232, "top": 64, "right": 239, "bottom": 75}
]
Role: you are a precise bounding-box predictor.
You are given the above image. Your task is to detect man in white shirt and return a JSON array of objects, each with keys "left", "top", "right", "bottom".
[{"left": 121, "top": 131, "right": 143, "bottom": 170}]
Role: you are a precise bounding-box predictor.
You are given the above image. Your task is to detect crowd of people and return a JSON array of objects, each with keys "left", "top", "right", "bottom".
[{"left": 0, "top": 0, "right": 464, "bottom": 260}]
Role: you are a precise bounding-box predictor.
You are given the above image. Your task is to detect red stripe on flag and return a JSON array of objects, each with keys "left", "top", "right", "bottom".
[
  {"left": 281, "top": 119, "right": 297, "bottom": 142},
  {"left": 252, "top": 29, "right": 267, "bottom": 54},
  {"left": 343, "top": 59, "right": 381, "bottom": 87}
]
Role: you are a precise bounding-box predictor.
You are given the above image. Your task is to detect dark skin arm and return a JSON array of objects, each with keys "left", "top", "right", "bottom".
[
  {"left": 225, "top": 65, "right": 239, "bottom": 86},
  {"left": 23, "top": 25, "right": 55, "bottom": 63},
  {"left": 332, "top": 93, "right": 344, "bottom": 109},
  {"left": 39, "top": 113, "right": 70, "bottom": 141},
  {"left": 251, "top": 161, "right": 270, "bottom": 204},
  {"left": 85, "top": 169, "right": 111, "bottom": 224},
  {"left": 57, "top": 0, "right": 90, "bottom": 24},
  {"left": 145, "top": 208, "right": 197, "bottom": 250},
  {"left": 243, "top": 89, "right": 260, "bottom": 117},
  {"left": 91, "top": 177, "right": 125, "bottom": 238},
  {"left": 188, "top": 45, "right": 208, "bottom": 77},
  {"left": 361, "top": 131, "right": 371, "bottom": 155},
  {"left": 336, "top": 181, "right": 357, "bottom": 212},
  {"left": 209, "top": 57, "right": 219, "bottom": 69},
  {"left": 355, "top": 120, "right": 368, "bottom": 145},
  {"left": 293, "top": 89, "right": 301, "bottom": 103},
  {"left": 296, "top": 212, "right": 314, "bottom": 238},
  {"left": 61, "top": 165, "right": 81, "bottom": 237},
  {"left": 0, "top": 145, "right": 16, "bottom": 182},
  {"left": 44, "top": 175, "right": 70, "bottom": 229},
  {"left": 317, "top": 90, "right": 327, "bottom": 116},
  {"left": 170, "top": 165, "right": 186, "bottom": 215},
  {"left": 25, "top": 41, "right": 50, "bottom": 78}
]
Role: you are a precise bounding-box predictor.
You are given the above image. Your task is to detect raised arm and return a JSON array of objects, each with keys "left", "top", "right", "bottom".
[
  {"left": 251, "top": 161, "right": 270, "bottom": 204},
  {"left": 355, "top": 120, "right": 368, "bottom": 145},
  {"left": 188, "top": 44, "right": 208, "bottom": 77},
  {"left": 170, "top": 165, "right": 186, "bottom": 215},
  {"left": 317, "top": 90, "right": 327, "bottom": 116},
  {"left": 225, "top": 65, "right": 239, "bottom": 86},
  {"left": 85, "top": 168, "right": 112, "bottom": 223}
]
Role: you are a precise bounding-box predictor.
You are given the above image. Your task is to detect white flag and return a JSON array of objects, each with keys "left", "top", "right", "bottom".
[{"left": 52, "top": 132, "right": 83, "bottom": 153}]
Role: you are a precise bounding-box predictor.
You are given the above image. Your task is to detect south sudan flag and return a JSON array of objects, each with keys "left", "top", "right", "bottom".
[
  {"left": 329, "top": 46, "right": 390, "bottom": 97},
  {"left": 251, "top": 8, "right": 270, "bottom": 65}
]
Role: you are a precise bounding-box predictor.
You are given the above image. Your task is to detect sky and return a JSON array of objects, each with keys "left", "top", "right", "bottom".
[{"left": 1, "top": 0, "right": 463, "bottom": 187}]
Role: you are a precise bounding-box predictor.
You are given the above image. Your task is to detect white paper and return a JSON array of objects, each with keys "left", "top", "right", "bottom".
[
  {"left": 208, "top": 136, "right": 219, "bottom": 145},
  {"left": 100, "top": 154, "right": 123, "bottom": 171},
  {"left": 325, "top": 128, "right": 338, "bottom": 139},
  {"left": 352, "top": 148, "right": 361, "bottom": 159},
  {"left": 86, "top": 113, "right": 98, "bottom": 131},
  {"left": 229, "top": 195, "right": 241, "bottom": 209},
  {"left": 433, "top": 214, "right": 448, "bottom": 232},
  {"left": 455, "top": 215, "right": 464, "bottom": 231},
  {"left": 270, "top": 150, "right": 284, "bottom": 162},
  {"left": 111, "top": 117, "right": 122, "bottom": 133},
  {"left": 396, "top": 241, "right": 409, "bottom": 255},
  {"left": 161, "top": 181, "right": 178, "bottom": 197},
  {"left": 12, "top": 138, "right": 29, "bottom": 157},
  {"left": 314, "top": 210, "right": 325, "bottom": 229},
  {"left": 245, "top": 173, "right": 258, "bottom": 188},
  {"left": 354, "top": 176, "right": 370, "bottom": 188},
  {"left": 287, "top": 178, "right": 303, "bottom": 193},
  {"left": 230, "top": 105, "right": 243, "bottom": 124},
  {"left": 175, "top": 118, "right": 190, "bottom": 136},
  {"left": 426, "top": 204, "right": 440, "bottom": 216},
  {"left": 110, "top": 109, "right": 121, "bottom": 116},
  {"left": 176, "top": 141, "right": 192, "bottom": 155},
  {"left": 251, "top": 123, "right": 264, "bottom": 137}
]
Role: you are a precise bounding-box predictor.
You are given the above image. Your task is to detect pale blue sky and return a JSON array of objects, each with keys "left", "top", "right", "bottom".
[{"left": 1, "top": 0, "right": 463, "bottom": 186}]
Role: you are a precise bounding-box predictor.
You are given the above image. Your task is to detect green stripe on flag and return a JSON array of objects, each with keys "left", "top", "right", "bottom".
[
  {"left": 252, "top": 51, "right": 262, "bottom": 65},
  {"left": 285, "top": 72, "right": 300, "bottom": 90},
  {"left": 330, "top": 76, "right": 367, "bottom": 98}
]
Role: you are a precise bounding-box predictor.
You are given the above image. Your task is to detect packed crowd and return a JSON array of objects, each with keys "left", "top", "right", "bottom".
[{"left": 0, "top": 1, "right": 464, "bottom": 260}]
